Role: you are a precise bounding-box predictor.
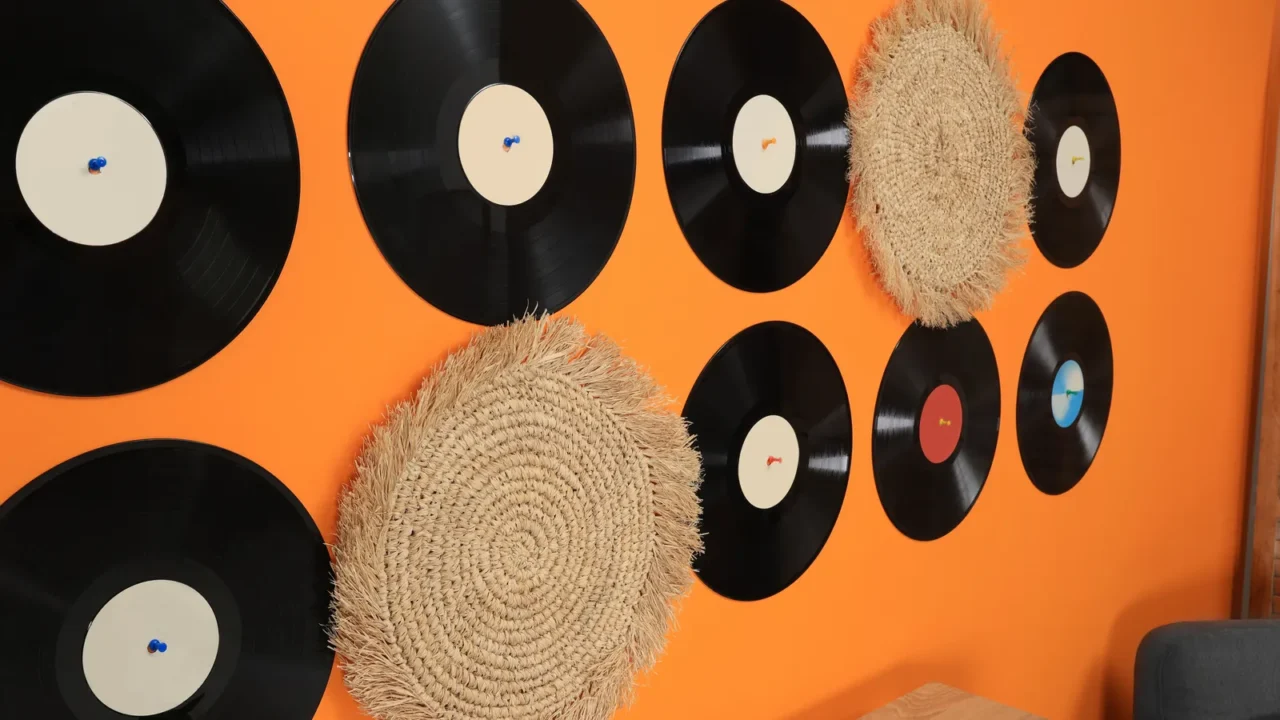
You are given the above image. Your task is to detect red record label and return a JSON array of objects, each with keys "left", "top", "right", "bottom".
[{"left": 919, "top": 384, "right": 963, "bottom": 463}]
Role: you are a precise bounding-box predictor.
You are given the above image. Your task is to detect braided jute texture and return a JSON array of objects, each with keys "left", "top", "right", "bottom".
[
  {"left": 331, "top": 315, "right": 703, "bottom": 720},
  {"left": 848, "top": 0, "right": 1034, "bottom": 328}
]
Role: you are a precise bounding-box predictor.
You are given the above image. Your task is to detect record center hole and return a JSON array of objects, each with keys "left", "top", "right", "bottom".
[
  {"left": 919, "top": 384, "right": 963, "bottom": 464},
  {"left": 1055, "top": 125, "right": 1091, "bottom": 198},
  {"left": 16, "top": 91, "right": 168, "bottom": 246},
  {"left": 731, "top": 94, "right": 796, "bottom": 195},
  {"left": 1051, "top": 359, "right": 1085, "bottom": 428},
  {"left": 82, "top": 579, "right": 218, "bottom": 716},
  {"left": 457, "top": 83, "right": 553, "bottom": 206},
  {"left": 738, "top": 415, "right": 799, "bottom": 510}
]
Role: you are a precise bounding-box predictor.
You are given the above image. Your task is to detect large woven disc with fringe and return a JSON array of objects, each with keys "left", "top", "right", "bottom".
[
  {"left": 331, "top": 315, "right": 702, "bottom": 720},
  {"left": 848, "top": 0, "right": 1034, "bottom": 328}
]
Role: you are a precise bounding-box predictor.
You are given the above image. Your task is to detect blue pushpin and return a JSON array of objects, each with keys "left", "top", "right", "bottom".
[
  {"left": 87, "top": 156, "right": 107, "bottom": 175},
  {"left": 147, "top": 639, "right": 167, "bottom": 654},
  {"left": 502, "top": 135, "right": 520, "bottom": 152}
]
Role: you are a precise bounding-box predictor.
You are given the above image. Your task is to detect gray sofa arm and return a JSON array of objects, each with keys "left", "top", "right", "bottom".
[{"left": 1134, "top": 620, "right": 1280, "bottom": 719}]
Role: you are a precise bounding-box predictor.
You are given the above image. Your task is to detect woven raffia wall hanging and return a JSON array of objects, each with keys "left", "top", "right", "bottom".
[
  {"left": 848, "top": 0, "right": 1034, "bottom": 328},
  {"left": 330, "top": 315, "right": 702, "bottom": 720}
]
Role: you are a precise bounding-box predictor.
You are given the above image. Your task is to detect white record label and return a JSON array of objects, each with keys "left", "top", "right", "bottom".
[
  {"left": 15, "top": 91, "right": 167, "bottom": 246},
  {"left": 457, "top": 83, "right": 554, "bottom": 206},
  {"left": 737, "top": 414, "right": 800, "bottom": 510},
  {"left": 81, "top": 579, "right": 219, "bottom": 717},
  {"left": 1055, "top": 124, "right": 1091, "bottom": 199},
  {"left": 731, "top": 94, "right": 797, "bottom": 195}
]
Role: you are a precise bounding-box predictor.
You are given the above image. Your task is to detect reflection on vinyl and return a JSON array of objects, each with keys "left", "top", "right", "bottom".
[
  {"left": 1027, "top": 51, "right": 1120, "bottom": 268},
  {"left": 0, "top": 440, "right": 333, "bottom": 719},
  {"left": 1017, "top": 291, "right": 1113, "bottom": 495},
  {"left": 349, "top": 0, "right": 636, "bottom": 326},
  {"left": 684, "top": 321, "right": 851, "bottom": 601},
  {"left": 0, "top": 0, "right": 299, "bottom": 396},
  {"left": 872, "top": 320, "right": 1000, "bottom": 541},
  {"left": 663, "top": 0, "right": 849, "bottom": 293}
]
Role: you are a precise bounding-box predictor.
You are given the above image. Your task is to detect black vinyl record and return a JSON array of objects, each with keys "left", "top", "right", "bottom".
[
  {"left": 349, "top": 0, "right": 636, "bottom": 326},
  {"left": 0, "top": 440, "right": 333, "bottom": 719},
  {"left": 662, "top": 0, "right": 849, "bottom": 293},
  {"left": 0, "top": 0, "right": 299, "bottom": 397},
  {"left": 1017, "top": 291, "right": 1113, "bottom": 495},
  {"left": 872, "top": 320, "right": 1000, "bottom": 542},
  {"left": 1026, "top": 51, "right": 1120, "bottom": 268},
  {"left": 684, "top": 321, "right": 851, "bottom": 601}
]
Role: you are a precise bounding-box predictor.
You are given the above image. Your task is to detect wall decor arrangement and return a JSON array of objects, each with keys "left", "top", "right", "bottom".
[{"left": 0, "top": 0, "right": 1270, "bottom": 717}]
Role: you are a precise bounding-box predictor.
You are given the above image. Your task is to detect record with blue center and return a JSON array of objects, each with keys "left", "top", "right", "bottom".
[
  {"left": 1051, "top": 359, "right": 1084, "bottom": 428},
  {"left": 1016, "top": 292, "right": 1113, "bottom": 495}
]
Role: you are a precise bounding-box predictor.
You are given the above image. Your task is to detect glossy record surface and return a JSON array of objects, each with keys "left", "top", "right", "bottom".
[
  {"left": 873, "top": 320, "right": 1001, "bottom": 542},
  {"left": 1027, "top": 51, "right": 1121, "bottom": 269},
  {"left": 684, "top": 321, "right": 851, "bottom": 601},
  {"left": 662, "top": 0, "right": 849, "bottom": 293},
  {"left": 0, "top": 0, "right": 299, "bottom": 396},
  {"left": 349, "top": 0, "right": 636, "bottom": 326},
  {"left": 0, "top": 440, "right": 333, "bottom": 718},
  {"left": 1017, "top": 291, "right": 1114, "bottom": 495}
]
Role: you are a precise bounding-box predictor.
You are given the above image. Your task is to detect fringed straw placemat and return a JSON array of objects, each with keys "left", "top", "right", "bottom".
[
  {"left": 848, "top": 0, "right": 1034, "bottom": 327},
  {"left": 331, "top": 315, "right": 702, "bottom": 720}
]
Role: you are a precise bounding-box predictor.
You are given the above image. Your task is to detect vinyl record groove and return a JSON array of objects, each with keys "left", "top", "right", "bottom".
[
  {"left": 663, "top": 0, "right": 849, "bottom": 293},
  {"left": 1017, "top": 291, "right": 1113, "bottom": 495},
  {"left": 873, "top": 320, "right": 1000, "bottom": 542},
  {"left": 1027, "top": 51, "right": 1120, "bottom": 268},
  {"left": 349, "top": 0, "right": 636, "bottom": 326},
  {"left": 0, "top": 440, "right": 333, "bottom": 719},
  {"left": 0, "top": 0, "right": 299, "bottom": 396},
  {"left": 684, "top": 321, "right": 851, "bottom": 601}
]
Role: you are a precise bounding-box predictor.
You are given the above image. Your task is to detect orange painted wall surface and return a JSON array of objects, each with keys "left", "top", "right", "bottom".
[{"left": 1, "top": 0, "right": 1275, "bottom": 717}]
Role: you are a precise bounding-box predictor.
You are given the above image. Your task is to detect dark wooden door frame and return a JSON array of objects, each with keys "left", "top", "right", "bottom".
[{"left": 1242, "top": 5, "right": 1280, "bottom": 620}]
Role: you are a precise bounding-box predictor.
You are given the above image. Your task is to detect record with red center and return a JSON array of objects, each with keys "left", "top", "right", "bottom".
[
  {"left": 683, "top": 321, "right": 851, "bottom": 601},
  {"left": 872, "top": 319, "right": 1000, "bottom": 541}
]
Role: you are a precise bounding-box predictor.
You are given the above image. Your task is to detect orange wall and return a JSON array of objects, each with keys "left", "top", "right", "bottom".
[{"left": 2, "top": 0, "right": 1276, "bottom": 718}]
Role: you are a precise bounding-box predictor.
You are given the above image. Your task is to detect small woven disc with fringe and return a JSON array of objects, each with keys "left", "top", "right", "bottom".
[
  {"left": 848, "top": 0, "right": 1034, "bottom": 328},
  {"left": 331, "top": 315, "right": 702, "bottom": 720}
]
